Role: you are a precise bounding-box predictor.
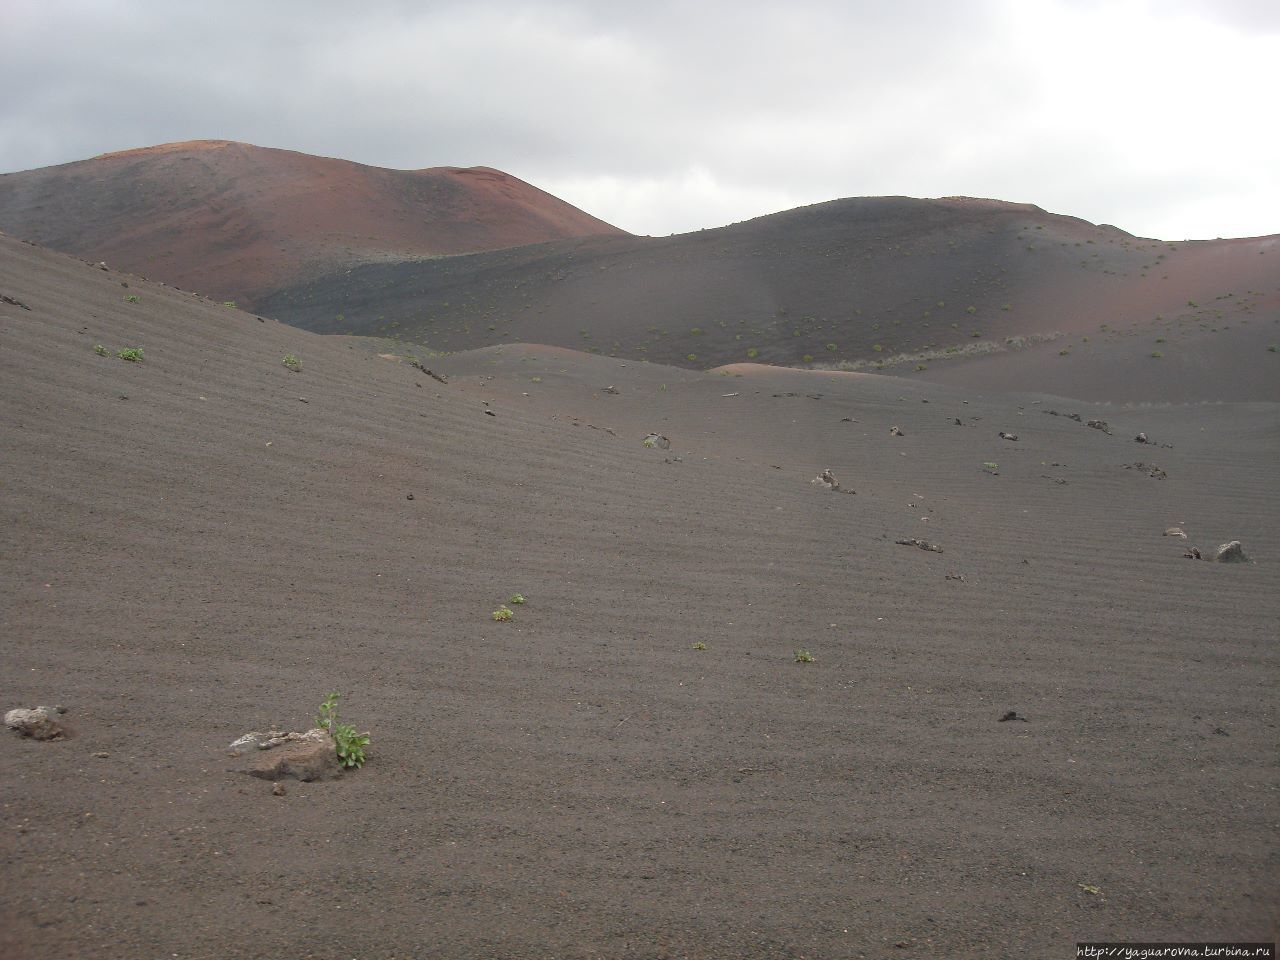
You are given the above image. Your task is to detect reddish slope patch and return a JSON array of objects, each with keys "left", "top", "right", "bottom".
[{"left": 0, "top": 140, "right": 625, "bottom": 306}]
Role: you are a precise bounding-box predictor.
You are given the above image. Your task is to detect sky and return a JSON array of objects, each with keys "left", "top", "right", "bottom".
[{"left": 3, "top": 0, "right": 1278, "bottom": 240}]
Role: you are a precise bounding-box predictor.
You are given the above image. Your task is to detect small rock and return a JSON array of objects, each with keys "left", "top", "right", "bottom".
[
  {"left": 93, "top": 751, "right": 109, "bottom": 759},
  {"left": 890, "top": 426, "right": 905, "bottom": 437},
  {"left": 602, "top": 385, "right": 619, "bottom": 395},
  {"left": 998, "top": 711, "right": 1028, "bottom": 722},
  {"left": 406, "top": 493, "right": 415, "bottom": 500},
  {"left": 999, "top": 431, "right": 1018, "bottom": 441},
  {"left": 272, "top": 782, "right": 287, "bottom": 796},
  {"left": 812, "top": 468, "right": 840, "bottom": 491},
  {"left": 4, "top": 706, "right": 64, "bottom": 740},
  {"left": 227, "top": 728, "right": 338, "bottom": 782},
  {"left": 1163, "top": 527, "right": 1187, "bottom": 539},
  {"left": 1210, "top": 540, "right": 1251, "bottom": 564},
  {"left": 1087, "top": 419, "right": 1111, "bottom": 434},
  {"left": 945, "top": 573, "right": 966, "bottom": 581},
  {"left": 953, "top": 418, "right": 962, "bottom": 426},
  {"left": 1135, "top": 432, "right": 1148, "bottom": 443}
]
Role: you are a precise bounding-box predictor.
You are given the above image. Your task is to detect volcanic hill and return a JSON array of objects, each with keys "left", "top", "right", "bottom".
[
  {"left": 0, "top": 140, "right": 625, "bottom": 305},
  {"left": 257, "top": 195, "right": 1280, "bottom": 399}
]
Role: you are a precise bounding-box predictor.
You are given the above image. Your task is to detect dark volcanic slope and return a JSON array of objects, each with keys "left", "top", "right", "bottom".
[
  {"left": 2, "top": 236, "right": 1277, "bottom": 958},
  {"left": 0, "top": 140, "right": 624, "bottom": 306},
  {"left": 259, "top": 196, "right": 1280, "bottom": 396}
]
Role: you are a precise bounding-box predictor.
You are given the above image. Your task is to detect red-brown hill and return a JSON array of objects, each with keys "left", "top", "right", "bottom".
[{"left": 0, "top": 140, "right": 625, "bottom": 305}]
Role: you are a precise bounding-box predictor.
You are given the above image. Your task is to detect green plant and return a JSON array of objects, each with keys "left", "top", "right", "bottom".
[
  {"left": 282, "top": 354, "right": 301, "bottom": 371},
  {"left": 93, "top": 344, "right": 108, "bottom": 356},
  {"left": 1268, "top": 344, "right": 1277, "bottom": 353},
  {"left": 983, "top": 462, "right": 999, "bottom": 473},
  {"left": 746, "top": 347, "right": 759, "bottom": 359},
  {"left": 117, "top": 347, "right": 144, "bottom": 362},
  {"left": 223, "top": 301, "right": 237, "bottom": 309},
  {"left": 508, "top": 594, "right": 526, "bottom": 605},
  {"left": 686, "top": 353, "right": 697, "bottom": 362},
  {"left": 692, "top": 642, "right": 707, "bottom": 651},
  {"left": 492, "top": 605, "right": 514, "bottom": 621},
  {"left": 802, "top": 354, "right": 814, "bottom": 363},
  {"left": 316, "top": 693, "right": 370, "bottom": 769},
  {"left": 793, "top": 649, "right": 815, "bottom": 663},
  {"left": 123, "top": 294, "right": 139, "bottom": 303}
]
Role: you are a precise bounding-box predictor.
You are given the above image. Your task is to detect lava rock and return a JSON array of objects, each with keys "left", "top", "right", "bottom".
[{"left": 4, "top": 706, "right": 65, "bottom": 740}]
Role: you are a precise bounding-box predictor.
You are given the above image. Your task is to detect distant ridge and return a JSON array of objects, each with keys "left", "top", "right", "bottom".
[{"left": 0, "top": 140, "right": 626, "bottom": 305}]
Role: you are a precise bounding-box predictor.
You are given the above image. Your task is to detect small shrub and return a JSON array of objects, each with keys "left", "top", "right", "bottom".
[
  {"left": 872, "top": 344, "right": 883, "bottom": 352},
  {"left": 802, "top": 354, "right": 813, "bottom": 363},
  {"left": 508, "top": 594, "right": 526, "bottom": 605},
  {"left": 117, "top": 348, "right": 144, "bottom": 362},
  {"left": 316, "top": 693, "right": 370, "bottom": 769},
  {"left": 746, "top": 347, "right": 759, "bottom": 359},
  {"left": 492, "top": 606, "right": 514, "bottom": 621},
  {"left": 983, "top": 462, "right": 999, "bottom": 473},
  {"left": 224, "top": 301, "right": 237, "bottom": 309},
  {"left": 93, "top": 344, "right": 108, "bottom": 356},
  {"left": 966, "top": 305, "right": 977, "bottom": 314},
  {"left": 692, "top": 642, "right": 707, "bottom": 651},
  {"left": 123, "top": 294, "right": 139, "bottom": 303},
  {"left": 915, "top": 363, "right": 927, "bottom": 371},
  {"left": 794, "top": 649, "right": 815, "bottom": 663},
  {"left": 1150, "top": 351, "right": 1162, "bottom": 358},
  {"left": 825, "top": 343, "right": 837, "bottom": 352},
  {"left": 282, "top": 354, "right": 301, "bottom": 371},
  {"left": 1269, "top": 344, "right": 1278, "bottom": 353},
  {"left": 686, "top": 353, "right": 697, "bottom": 362}
]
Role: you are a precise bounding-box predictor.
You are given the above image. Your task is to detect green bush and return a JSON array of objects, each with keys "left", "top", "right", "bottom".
[
  {"left": 794, "top": 649, "right": 815, "bottom": 663},
  {"left": 316, "top": 693, "right": 370, "bottom": 769},
  {"left": 282, "top": 354, "right": 301, "bottom": 371},
  {"left": 117, "top": 348, "right": 144, "bottom": 362}
]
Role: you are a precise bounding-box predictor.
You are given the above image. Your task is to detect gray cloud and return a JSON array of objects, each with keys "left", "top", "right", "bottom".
[{"left": 3, "top": 0, "right": 1277, "bottom": 239}]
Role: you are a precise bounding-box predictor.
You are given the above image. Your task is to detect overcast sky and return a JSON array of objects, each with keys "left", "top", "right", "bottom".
[{"left": 4, "top": 0, "right": 1278, "bottom": 240}]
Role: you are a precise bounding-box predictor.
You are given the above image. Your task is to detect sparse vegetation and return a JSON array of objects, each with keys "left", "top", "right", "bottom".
[
  {"left": 316, "top": 693, "right": 370, "bottom": 769},
  {"left": 492, "top": 606, "right": 514, "bottom": 621},
  {"left": 117, "top": 347, "right": 144, "bottom": 362},
  {"left": 93, "top": 344, "right": 108, "bottom": 356},
  {"left": 746, "top": 347, "right": 759, "bottom": 359},
  {"left": 793, "top": 649, "right": 815, "bottom": 663},
  {"left": 692, "top": 642, "right": 707, "bottom": 651},
  {"left": 282, "top": 354, "right": 301, "bottom": 371},
  {"left": 123, "top": 294, "right": 139, "bottom": 303},
  {"left": 508, "top": 594, "right": 526, "bottom": 605}
]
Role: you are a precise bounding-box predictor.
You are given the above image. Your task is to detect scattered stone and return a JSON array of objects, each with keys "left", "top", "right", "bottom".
[
  {"left": 602, "top": 385, "right": 619, "bottom": 395},
  {"left": 999, "top": 431, "right": 1018, "bottom": 441},
  {"left": 1213, "top": 727, "right": 1230, "bottom": 737},
  {"left": 1183, "top": 547, "right": 1203, "bottom": 560},
  {"left": 1, "top": 294, "right": 31, "bottom": 311},
  {"left": 1124, "top": 462, "right": 1167, "bottom": 479},
  {"left": 812, "top": 468, "right": 840, "bottom": 491},
  {"left": 406, "top": 493, "right": 415, "bottom": 500},
  {"left": 895, "top": 538, "right": 943, "bottom": 553},
  {"left": 97, "top": 262, "right": 108, "bottom": 271},
  {"left": 1135, "top": 432, "right": 1148, "bottom": 443},
  {"left": 1068, "top": 413, "right": 1083, "bottom": 423},
  {"left": 484, "top": 410, "right": 496, "bottom": 417},
  {"left": 93, "top": 751, "right": 109, "bottom": 759},
  {"left": 4, "top": 706, "right": 65, "bottom": 740},
  {"left": 408, "top": 360, "right": 448, "bottom": 384},
  {"left": 998, "top": 711, "right": 1028, "bottom": 722},
  {"left": 945, "top": 573, "right": 966, "bottom": 582},
  {"left": 889, "top": 426, "right": 905, "bottom": 437},
  {"left": 642, "top": 433, "right": 671, "bottom": 450},
  {"left": 226, "top": 728, "right": 338, "bottom": 782},
  {"left": 953, "top": 418, "right": 962, "bottom": 426},
  {"left": 272, "top": 782, "right": 287, "bottom": 796},
  {"left": 1087, "top": 419, "right": 1111, "bottom": 434},
  {"left": 1164, "top": 527, "right": 1187, "bottom": 539},
  {"left": 1210, "top": 540, "right": 1250, "bottom": 564},
  {"left": 841, "top": 417, "right": 858, "bottom": 423}
]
